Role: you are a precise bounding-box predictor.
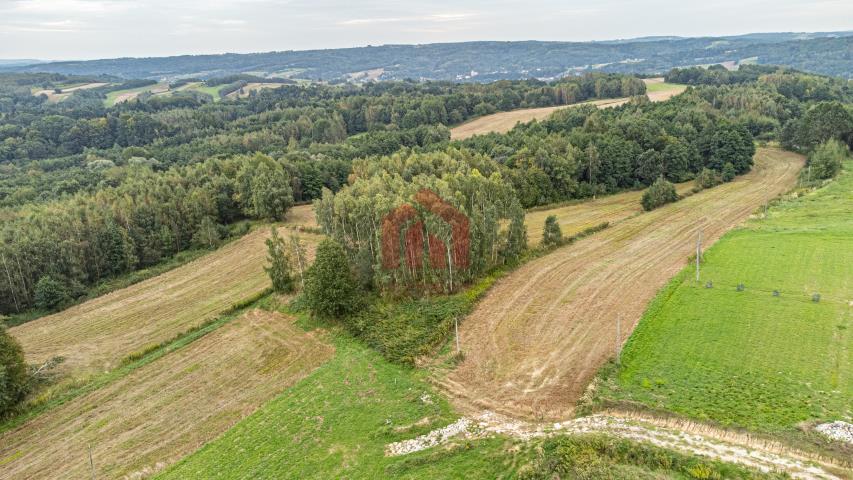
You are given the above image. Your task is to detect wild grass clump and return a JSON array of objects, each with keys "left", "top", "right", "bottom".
[{"left": 519, "top": 434, "right": 789, "bottom": 480}]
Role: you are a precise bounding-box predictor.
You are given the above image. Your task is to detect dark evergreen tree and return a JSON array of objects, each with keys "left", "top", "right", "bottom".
[{"left": 304, "top": 239, "right": 362, "bottom": 318}]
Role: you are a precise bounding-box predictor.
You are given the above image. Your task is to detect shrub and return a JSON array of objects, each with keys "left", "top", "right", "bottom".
[
  {"left": 304, "top": 239, "right": 362, "bottom": 318},
  {"left": 641, "top": 177, "right": 679, "bottom": 211},
  {"left": 0, "top": 327, "right": 29, "bottom": 417},
  {"left": 694, "top": 167, "right": 721, "bottom": 190},
  {"left": 34, "top": 275, "right": 69, "bottom": 310},
  {"left": 806, "top": 138, "right": 848, "bottom": 181},
  {"left": 721, "top": 162, "right": 736, "bottom": 182},
  {"left": 541, "top": 215, "right": 563, "bottom": 247}
]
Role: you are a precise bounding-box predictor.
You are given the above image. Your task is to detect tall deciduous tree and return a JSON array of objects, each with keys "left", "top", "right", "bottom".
[{"left": 264, "top": 228, "right": 294, "bottom": 293}]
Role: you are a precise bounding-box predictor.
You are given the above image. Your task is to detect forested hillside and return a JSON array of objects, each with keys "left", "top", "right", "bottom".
[
  {"left": 4, "top": 32, "right": 852, "bottom": 82},
  {"left": 1, "top": 66, "right": 851, "bottom": 321}
]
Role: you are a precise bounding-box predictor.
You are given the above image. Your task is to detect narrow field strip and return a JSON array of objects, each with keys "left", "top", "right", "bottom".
[
  {"left": 450, "top": 79, "right": 686, "bottom": 140},
  {"left": 0, "top": 309, "right": 334, "bottom": 480},
  {"left": 9, "top": 208, "right": 321, "bottom": 380},
  {"left": 441, "top": 148, "right": 803, "bottom": 420}
]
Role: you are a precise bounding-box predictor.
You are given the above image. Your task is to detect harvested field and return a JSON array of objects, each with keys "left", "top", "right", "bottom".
[
  {"left": 450, "top": 78, "right": 685, "bottom": 140},
  {"left": 525, "top": 181, "right": 693, "bottom": 245},
  {"left": 0, "top": 309, "right": 334, "bottom": 480},
  {"left": 226, "top": 82, "right": 285, "bottom": 98},
  {"left": 33, "top": 82, "right": 109, "bottom": 102},
  {"left": 439, "top": 148, "right": 804, "bottom": 420},
  {"left": 9, "top": 206, "right": 321, "bottom": 379},
  {"left": 450, "top": 98, "right": 627, "bottom": 140}
]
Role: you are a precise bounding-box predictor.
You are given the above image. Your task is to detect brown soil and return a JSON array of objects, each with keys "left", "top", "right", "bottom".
[
  {"left": 439, "top": 148, "right": 804, "bottom": 420},
  {"left": 0, "top": 309, "right": 334, "bottom": 480}
]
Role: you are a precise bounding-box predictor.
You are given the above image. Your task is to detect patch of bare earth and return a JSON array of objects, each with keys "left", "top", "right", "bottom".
[
  {"left": 0, "top": 309, "right": 334, "bottom": 480},
  {"left": 9, "top": 206, "right": 321, "bottom": 380},
  {"left": 438, "top": 148, "right": 803, "bottom": 420},
  {"left": 450, "top": 78, "right": 684, "bottom": 140}
]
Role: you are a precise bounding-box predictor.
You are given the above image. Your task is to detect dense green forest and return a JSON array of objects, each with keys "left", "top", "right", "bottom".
[
  {"left": 1, "top": 67, "right": 852, "bottom": 314},
  {"left": 4, "top": 32, "right": 851, "bottom": 81},
  {"left": 0, "top": 72, "right": 643, "bottom": 313}
]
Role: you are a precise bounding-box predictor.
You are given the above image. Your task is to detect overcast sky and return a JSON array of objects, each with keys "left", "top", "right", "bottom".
[{"left": 1, "top": 0, "right": 851, "bottom": 60}]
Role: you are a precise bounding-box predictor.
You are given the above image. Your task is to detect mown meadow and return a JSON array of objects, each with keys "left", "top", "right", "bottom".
[{"left": 598, "top": 160, "right": 852, "bottom": 434}]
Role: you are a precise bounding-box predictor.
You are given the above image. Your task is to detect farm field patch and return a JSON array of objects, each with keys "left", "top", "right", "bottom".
[
  {"left": 450, "top": 78, "right": 685, "bottom": 140},
  {"left": 9, "top": 207, "right": 321, "bottom": 381},
  {"left": 33, "top": 82, "right": 110, "bottom": 102},
  {"left": 225, "top": 82, "right": 287, "bottom": 98},
  {"left": 524, "top": 181, "right": 693, "bottom": 245},
  {"left": 158, "top": 322, "right": 533, "bottom": 479},
  {"left": 440, "top": 148, "right": 803, "bottom": 420},
  {"left": 0, "top": 309, "right": 333, "bottom": 479},
  {"left": 598, "top": 160, "right": 853, "bottom": 433}
]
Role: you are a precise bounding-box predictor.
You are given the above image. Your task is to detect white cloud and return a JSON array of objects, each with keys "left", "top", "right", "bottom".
[
  {"left": 10, "top": 0, "right": 137, "bottom": 14},
  {"left": 338, "top": 13, "right": 475, "bottom": 26}
]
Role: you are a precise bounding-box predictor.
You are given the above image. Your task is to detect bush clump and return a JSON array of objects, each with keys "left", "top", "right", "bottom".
[
  {"left": 541, "top": 215, "right": 563, "bottom": 247},
  {"left": 694, "top": 168, "right": 721, "bottom": 190},
  {"left": 34, "top": 275, "right": 69, "bottom": 310},
  {"left": 805, "top": 138, "right": 848, "bottom": 181},
  {"left": 641, "top": 177, "right": 679, "bottom": 211},
  {"left": 0, "top": 327, "right": 29, "bottom": 417},
  {"left": 304, "top": 238, "right": 362, "bottom": 318}
]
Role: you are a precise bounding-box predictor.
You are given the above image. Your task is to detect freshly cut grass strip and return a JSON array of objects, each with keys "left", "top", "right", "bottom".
[
  {"left": 0, "top": 309, "right": 334, "bottom": 480},
  {"left": 10, "top": 208, "right": 321, "bottom": 379}
]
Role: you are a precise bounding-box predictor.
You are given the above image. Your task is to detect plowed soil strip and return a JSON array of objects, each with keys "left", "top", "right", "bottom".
[
  {"left": 10, "top": 207, "right": 320, "bottom": 378},
  {"left": 0, "top": 309, "right": 334, "bottom": 480},
  {"left": 440, "top": 148, "right": 803, "bottom": 419}
]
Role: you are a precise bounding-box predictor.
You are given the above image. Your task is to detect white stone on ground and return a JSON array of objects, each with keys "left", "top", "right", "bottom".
[{"left": 815, "top": 421, "right": 853, "bottom": 444}]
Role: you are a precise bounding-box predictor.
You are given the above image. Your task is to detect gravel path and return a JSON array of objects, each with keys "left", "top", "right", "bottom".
[{"left": 387, "top": 411, "right": 847, "bottom": 480}]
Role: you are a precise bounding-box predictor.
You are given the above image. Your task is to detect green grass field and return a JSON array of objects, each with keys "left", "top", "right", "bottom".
[
  {"left": 157, "top": 320, "right": 528, "bottom": 479},
  {"left": 158, "top": 307, "right": 783, "bottom": 479},
  {"left": 182, "top": 82, "right": 226, "bottom": 100},
  {"left": 599, "top": 161, "right": 852, "bottom": 433},
  {"left": 645, "top": 81, "right": 687, "bottom": 93},
  {"left": 103, "top": 83, "right": 165, "bottom": 106}
]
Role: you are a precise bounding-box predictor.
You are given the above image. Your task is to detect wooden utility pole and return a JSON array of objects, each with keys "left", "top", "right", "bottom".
[{"left": 695, "top": 229, "right": 702, "bottom": 282}]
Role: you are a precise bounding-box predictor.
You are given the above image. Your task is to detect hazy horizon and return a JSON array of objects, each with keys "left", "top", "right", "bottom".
[{"left": 1, "top": 0, "right": 851, "bottom": 61}]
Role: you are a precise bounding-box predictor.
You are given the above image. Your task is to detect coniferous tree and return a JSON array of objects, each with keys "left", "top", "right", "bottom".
[{"left": 304, "top": 238, "right": 361, "bottom": 318}]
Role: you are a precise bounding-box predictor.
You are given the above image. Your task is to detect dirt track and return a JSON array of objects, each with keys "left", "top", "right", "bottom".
[
  {"left": 0, "top": 309, "right": 334, "bottom": 480},
  {"left": 439, "top": 148, "right": 804, "bottom": 419},
  {"left": 9, "top": 207, "right": 320, "bottom": 379},
  {"left": 450, "top": 79, "right": 685, "bottom": 140}
]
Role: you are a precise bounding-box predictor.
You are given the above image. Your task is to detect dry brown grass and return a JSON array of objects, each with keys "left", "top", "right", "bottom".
[
  {"left": 450, "top": 79, "right": 685, "bottom": 140},
  {"left": 524, "top": 181, "right": 693, "bottom": 245},
  {"left": 33, "top": 82, "right": 109, "bottom": 102},
  {"left": 0, "top": 309, "right": 334, "bottom": 479},
  {"left": 439, "top": 148, "right": 804, "bottom": 420},
  {"left": 450, "top": 98, "right": 628, "bottom": 140},
  {"left": 9, "top": 206, "right": 321, "bottom": 380}
]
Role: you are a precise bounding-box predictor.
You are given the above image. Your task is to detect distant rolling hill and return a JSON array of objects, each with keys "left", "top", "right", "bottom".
[{"left": 3, "top": 32, "right": 852, "bottom": 82}]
